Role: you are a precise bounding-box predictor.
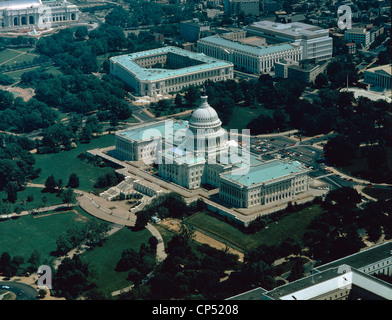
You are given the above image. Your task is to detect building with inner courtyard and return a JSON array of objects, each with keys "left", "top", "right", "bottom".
[{"left": 109, "top": 46, "right": 234, "bottom": 97}]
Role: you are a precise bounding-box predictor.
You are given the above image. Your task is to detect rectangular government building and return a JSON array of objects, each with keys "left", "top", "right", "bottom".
[
  {"left": 363, "top": 64, "right": 391, "bottom": 90},
  {"left": 219, "top": 160, "right": 309, "bottom": 208},
  {"left": 246, "top": 20, "right": 333, "bottom": 61},
  {"left": 109, "top": 46, "right": 234, "bottom": 97},
  {"left": 197, "top": 33, "right": 302, "bottom": 74}
]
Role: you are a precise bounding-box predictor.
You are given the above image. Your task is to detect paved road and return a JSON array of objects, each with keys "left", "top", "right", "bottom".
[
  {"left": 127, "top": 100, "right": 156, "bottom": 123},
  {"left": 0, "top": 282, "right": 37, "bottom": 300}
]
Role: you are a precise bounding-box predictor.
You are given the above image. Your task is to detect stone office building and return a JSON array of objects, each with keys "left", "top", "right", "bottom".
[{"left": 0, "top": 0, "right": 79, "bottom": 28}]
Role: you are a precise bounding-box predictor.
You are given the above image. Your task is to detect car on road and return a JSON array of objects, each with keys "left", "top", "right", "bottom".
[{"left": 2, "top": 285, "right": 10, "bottom": 289}]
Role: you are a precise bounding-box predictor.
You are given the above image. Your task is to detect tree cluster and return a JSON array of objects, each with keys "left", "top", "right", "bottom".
[
  {"left": 33, "top": 72, "right": 130, "bottom": 117},
  {"left": 55, "top": 219, "right": 112, "bottom": 256},
  {"left": 115, "top": 242, "right": 156, "bottom": 287},
  {"left": 0, "top": 134, "right": 38, "bottom": 203},
  {"left": 322, "top": 96, "right": 392, "bottom": 182},
  {"left": 0, "top": 89, "right": 58, "bottom": 133},
  {"left": 53, "top": 254, "right": 92, "bottom": 299},
  {"left": 0, "top": 249, "right": 42, "bottom": 278},
  {"left": 303, "top": 187, "right": 365, "bottom": 264},
  {"left": 93, "top": 171, "right": 123, "bottom": 189},
  {"left": 121, "top": 221, "right": 240, "bottom": 300},
  {"left": 134, "top": 192, "right": 190, "bottom": 230}
]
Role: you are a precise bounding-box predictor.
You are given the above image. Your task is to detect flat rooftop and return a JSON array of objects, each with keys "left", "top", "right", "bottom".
[
  {"left": 198, "top": 35, "right": 299, "bottom": 56},
  {"left": 221, "top": 159, "right": 305, "bottom": 186},
  {"left": 0, "top": 0, "right": 42, "bottom": 10},
  {"left": 116, "top": 120, "right": 189, "bottom": 143},
  {"left": 315, "top": 242, "right": 392, "bottom": 272},
  {"left": 110, "top": 46, "right": 233, "bottom": 82},
  {"left": 346, "top": 28, "right": 368, "bottom": 34},
  {"left": 246, "top": 20, "right": 329, "bottom": 40},
  {"left": 364, "top": 64, "right": 392, "bottom": 77},
  {"left": 263, "top": 266, "right": 392, "bottom": 300}
]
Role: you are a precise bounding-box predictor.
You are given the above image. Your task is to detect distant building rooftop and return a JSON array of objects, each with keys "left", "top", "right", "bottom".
[
  {"left": 364, "top": 64, "right": 392, "bottom": 77},
  {"left": 198, "top": 35, "right": 299, "bottom": 56},
  {"left": 315, "top": 242, "right": 392, "bottom": 272},
  {"left": 246, "top": 20, "right": 329, "bottom": 41},
  {"left": 263, "top": 266, "right": 392, "bottom": 300},
  {"left": 346, "top": 28, "right": 369, "bottom": 34}
]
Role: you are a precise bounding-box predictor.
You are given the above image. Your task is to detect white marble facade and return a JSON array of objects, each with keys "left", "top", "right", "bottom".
[{"left": 0, "top": 0, "right": 79, "bottom": 28}]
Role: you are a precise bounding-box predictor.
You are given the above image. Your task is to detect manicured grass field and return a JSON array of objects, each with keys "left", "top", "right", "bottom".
[
  {"left": 3, "top": 66, "right": 41, "bottom": 81},
  {"left": 0, "top": 207, "right": 98, "bottom": 264},
  {"left": 224, "top": 105, "right": 273, "bottom": 131},
  {"left": 42, "top": 66, "right": 64, "bottom": 77},
  {"left": 0, "top": 186, "right": 65, "bottom": 213},
  {"left": 186, "top": 204, "right": 325, "bottom": 253},
  {"left": 32, "top": 134, "right": 116, "bottom": 192},
  {"left": 80, "top": 227, "right": 154, "bottom": 293},
  {"left": 0, "top": 48, "right": 39, "bottom": 67}
]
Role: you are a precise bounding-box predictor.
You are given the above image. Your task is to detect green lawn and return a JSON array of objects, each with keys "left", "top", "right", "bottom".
[
  {"left": 81, "top": 227, "right": 154, "bottom": 293},
  {"left": 0, "top": 48, "right": 39, "bottom": 67},
  {"left": 3, "top": 66, "right": 41, "bottom": 81},
  {"left": 0, "top": 48, "right": 23, "bottom": 63},
  {"left": 224, "top": 105, "right": 273, "bottom": 131},
  {"left": 96, "top": 53, "right": 111, "bottom": 69},
  {"left": 32, "top": 134, "right": 116, "bottom": 192},
  {"left": 42, "top": 66, "right": 64, "bottom": 77},
  {"left": 0, "top": 186, "right": 65, "bottom": 213},
  {"left": 0, "top": 207, "right": 98, "bottom": 264},
  {"left": 186, "top": 204, "right": 325, "bottom": 253}
]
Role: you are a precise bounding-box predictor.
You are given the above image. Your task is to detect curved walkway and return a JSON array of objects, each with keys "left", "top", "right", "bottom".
[
  {"left": 1, "top": 183, "right": 168, "bottom": 281},
  {"left": 77, "top": 193, "right": 167, "bottom": 263}
]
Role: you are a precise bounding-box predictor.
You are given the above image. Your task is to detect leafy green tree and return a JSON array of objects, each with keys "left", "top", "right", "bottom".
[
  {"left": 54, "top": 255, "right": 91, "bottom": 299},
  {"left": 60, "top": 188, "right": 77, "bottom": 207},
  {"left": 5, "top": 181, "right": 18, "bottom": 203},
  {"left": 67, "top": 173, "right": 80, "bottom": 189},
  {"left": 315, "top": 73, "right": 328, "bottom": 87},
  {"left": 74, "top": 26, "right": 88, "bottom": 41},
  {"left": 174, "top": 93, "right": 183, "bottom": 108},
  {"left": 44, "top": 174, "right": 57, "bottom": 193},
  {"left": 85, "top": 219, "right": 111, "bottom": 247},
  {"left": 27, "top": 249, "right": 41, "bottom": 272},
  {"left": 323, "top": 134, "right": 358, "bottom": 166},
  {"left": 184, "top": 85, "right": 199, "bottom": 106},
  {"left": 287, "top": 258, "right": 305, "bottom": 282}
]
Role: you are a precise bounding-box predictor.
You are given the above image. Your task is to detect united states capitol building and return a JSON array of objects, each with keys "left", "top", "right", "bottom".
[
  {"left": 0, "top": 0, "right": 79, "bottom": 29},
  {"left": 115, "top": 91, "right": 310, "bottom": 209}
]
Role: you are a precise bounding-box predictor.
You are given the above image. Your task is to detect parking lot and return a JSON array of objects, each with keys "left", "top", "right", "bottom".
[{"left": 248, "top": 135, "right": 323, "bottom": 170}]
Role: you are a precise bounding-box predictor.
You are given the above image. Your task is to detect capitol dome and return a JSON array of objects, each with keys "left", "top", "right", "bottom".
[
  {"left": 188, "top": 94, "right": 222, "bottom": 128},
  {"left": 186, "top": 92, "right": 228, "bottom": 156}
]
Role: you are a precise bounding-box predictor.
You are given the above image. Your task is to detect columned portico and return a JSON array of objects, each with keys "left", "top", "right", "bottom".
[{"left": 0, "top": 0, "right": 79, "bottom": 28}]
